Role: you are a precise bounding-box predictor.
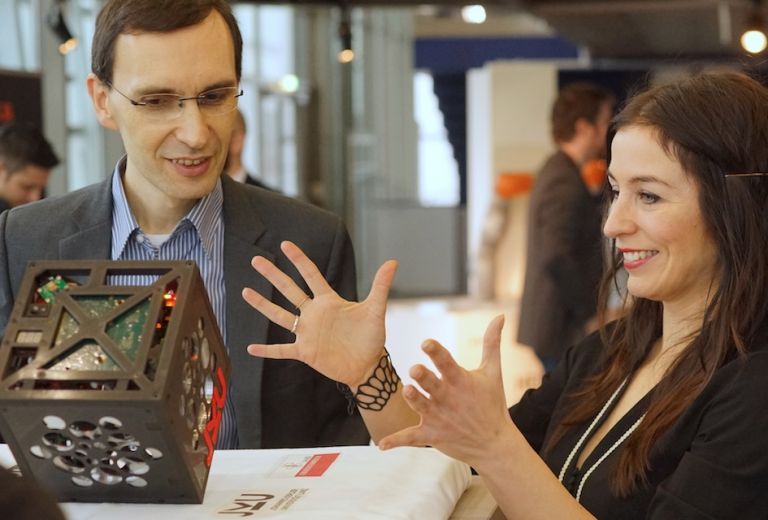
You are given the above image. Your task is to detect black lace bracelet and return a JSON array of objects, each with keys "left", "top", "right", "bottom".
[{"left": 353, "top": 349, "right": 401, "bottom": 411}]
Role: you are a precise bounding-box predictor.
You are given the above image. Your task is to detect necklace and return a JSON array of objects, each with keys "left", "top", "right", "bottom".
[{"left": 557, "top": 377, "right": 646, "bottom": 502}]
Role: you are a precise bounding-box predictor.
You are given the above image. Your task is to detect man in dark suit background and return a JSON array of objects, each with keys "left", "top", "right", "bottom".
[
  {"left": 0, "top": 0, "right": 367, "bottom": 450},
  {"left": 0, "top": 122, "right": 59, "bottom": 213},
  {"left": 225, "top": 109, "right": 276, "bottom": 191},
  {"left": 517, "top": 83, "right": 614, "bottom": 372}
]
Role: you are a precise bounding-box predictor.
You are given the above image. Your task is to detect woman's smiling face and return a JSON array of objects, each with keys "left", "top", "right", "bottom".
[{"left": 603, "top": 125, "right": 719, "bottom": 309}]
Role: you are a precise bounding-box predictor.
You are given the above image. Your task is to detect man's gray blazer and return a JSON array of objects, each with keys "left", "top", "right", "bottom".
[{"left": 0, "top": 175, "right": 369, "bottom": 449}]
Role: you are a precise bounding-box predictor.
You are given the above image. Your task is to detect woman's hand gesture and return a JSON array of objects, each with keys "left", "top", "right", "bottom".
[
  {"left": 379, "top": 315, "right": 518, "bottom": 470},
  {"left": 242, "top": 241, "right": 398, "bottom": 389}
]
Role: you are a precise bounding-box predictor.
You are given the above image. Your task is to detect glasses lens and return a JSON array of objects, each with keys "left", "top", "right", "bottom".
[
  {"left": 197, "top": 87, "right": 241, "bottom": 115},
  {"left": 137, "top": 94, "right": 181, "bottom": 114}
]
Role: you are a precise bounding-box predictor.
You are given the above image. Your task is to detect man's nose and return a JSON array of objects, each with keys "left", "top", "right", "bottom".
[{"left": 174, "top": 101, "right": 210, "bottom": 149}]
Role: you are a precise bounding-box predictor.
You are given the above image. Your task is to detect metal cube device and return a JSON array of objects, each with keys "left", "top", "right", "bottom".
[{"left": 0, "top": 260, "right": 230, "bottom": 503}]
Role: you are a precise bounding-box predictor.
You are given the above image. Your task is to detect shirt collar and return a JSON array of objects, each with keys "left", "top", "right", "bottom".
[{"left": 110, "top": 156, "right": 223, "bottom": 259}]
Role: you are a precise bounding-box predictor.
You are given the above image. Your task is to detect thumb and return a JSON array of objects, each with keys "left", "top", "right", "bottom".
[
  {"left": 366, "top": 260, "right": 398, "bottom": 317},
  {"left": 480, "top": 314, "right": 504, "bottom": 375}
]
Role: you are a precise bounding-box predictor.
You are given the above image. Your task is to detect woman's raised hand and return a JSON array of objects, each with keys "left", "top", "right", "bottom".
[
  {"left": 242, "top": 241, "right": 398, "bottom": 389},
  {"left": 378, "top": 315, "right": 518, "bottom": 469}
]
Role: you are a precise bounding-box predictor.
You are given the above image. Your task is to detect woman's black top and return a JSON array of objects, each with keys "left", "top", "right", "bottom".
[{"left": 509, "top": 331, "right": 768, "bottom": 519}]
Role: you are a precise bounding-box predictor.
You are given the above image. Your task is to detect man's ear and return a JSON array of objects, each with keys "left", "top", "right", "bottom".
[
  {"left": 574, "top": 117, "right": 594, "bottom": 137},
  {"left": 86, "top": 73, "right": 118, "bottom": 130}
]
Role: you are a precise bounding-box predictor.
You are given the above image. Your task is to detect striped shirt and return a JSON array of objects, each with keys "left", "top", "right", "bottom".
[{"left": 109, "top": 161, "right": 238, "bottom": 449}]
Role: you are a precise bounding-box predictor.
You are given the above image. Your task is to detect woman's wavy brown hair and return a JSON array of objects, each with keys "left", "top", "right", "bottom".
[{"left": 546, "top": 72, "right": 768, "bottom": 496}]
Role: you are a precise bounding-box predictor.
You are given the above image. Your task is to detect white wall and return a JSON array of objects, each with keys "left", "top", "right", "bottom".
[{"left": 466, "top": 61, "right": 558, "bottom": 301}]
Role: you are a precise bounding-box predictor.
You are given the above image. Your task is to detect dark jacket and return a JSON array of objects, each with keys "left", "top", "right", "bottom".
[{"left": 517, "top": 150, "right": 604, "bottom": 360}]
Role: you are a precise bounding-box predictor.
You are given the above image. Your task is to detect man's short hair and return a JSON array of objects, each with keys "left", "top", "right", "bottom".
[
  {"left": 0, "top": 123, "right": 59, "bottom": 174},
  {"left": 551, "top": 82, "right": 615, "bottom": 143},
  {"left": 91, "top": 0, "right": 243, "bottom": 85}
]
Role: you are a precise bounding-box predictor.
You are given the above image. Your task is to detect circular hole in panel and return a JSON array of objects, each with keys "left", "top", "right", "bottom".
[
  {"left": 53, "top": 455, "right": 86, "bottom": 474},
  {"left": 108, "top": 433, "right": 134, "bottom": 442},
  {"left": 78, "top": 442, "right": 90, "bottom": 450},
  {"left": 30, "top": 445, "right": 52, "bottom": 459},
  {"left": 197, "top": 401, "right": 209, "bottom": 432},
  {"left": 118, "top": 456, "right": 150, "bottom": 475},
  {"left": 126, "top": 476, "right": 148, "bottom": 488},
  {"left": 204, "top": 374, "right": 214, "bottom": 405},
  {"left": 191, "top": 332, "right": 200, "bottom": 362},
  {"left": 69, "top": 421, "right": 101, "bottom": 440},
  {"left": 145, "top": 447, "right": 163, "bottom": 460},
  {"left": 43, "top": 415, "right": 66, "bottom": 430},
  {"left": 93, "top": 441, "right": 107, "bottom": 450},
  {"left": 119, "top": 443, "right": 140, "bottom": 454},
  {"left": 75, "top": 449, "right": 88, "bottom": 458},
  {"left": 185, "top": 394, "right": 195, "bottom": 429},
  {"left": 91, "top": 466, "right": 123, "bottom": 485},
  {"left": 182, "top": 362, "right": 192, "bottom": 394},
  {"left": 71, "top": 475, "right": 93, "bottom": 487},
  {"left": 99, "top": 417, "right": 122, "bottom": 430},
  {"left": 200, "top": 337, "right": 210, "bottom": 369},
  {"left": 43, "top": 432, "right": 74, "bottom": 452}
]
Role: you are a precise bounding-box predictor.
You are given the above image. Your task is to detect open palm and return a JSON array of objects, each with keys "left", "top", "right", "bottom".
[{"left": 242, "top": 241, "right": 398, "bottom": 389}]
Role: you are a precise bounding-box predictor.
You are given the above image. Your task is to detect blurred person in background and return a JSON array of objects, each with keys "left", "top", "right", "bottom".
[
  {"left": 224, "top": 109, "right": 276, "bottom": 191},
  {"left": 0, "top": 122, "right": 59, "bottom": 213},
  {"left": 518, "top": 83, "right": 615, "bottom": 372}
]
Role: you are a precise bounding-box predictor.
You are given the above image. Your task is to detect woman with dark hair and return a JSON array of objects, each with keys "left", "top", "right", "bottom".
[{"left": 242, "top": 72, "right": 768, "bottom": 518}]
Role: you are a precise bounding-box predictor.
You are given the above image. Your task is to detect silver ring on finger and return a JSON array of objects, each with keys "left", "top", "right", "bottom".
[{"left": 290, "top": 314, "right": 300, "bottom": 334}]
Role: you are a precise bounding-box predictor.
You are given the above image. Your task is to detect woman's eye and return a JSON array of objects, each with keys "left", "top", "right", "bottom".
[
  {"left": 639, "top": 191, "right": 660, "bottom": 203},
  {"left": 608, "top": 186, "right": 619, "bottom": 200}
]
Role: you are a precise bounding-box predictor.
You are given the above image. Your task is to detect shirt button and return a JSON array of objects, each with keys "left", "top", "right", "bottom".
[{"left": 135, "top": 234, "right": 145, "bottom": 244}]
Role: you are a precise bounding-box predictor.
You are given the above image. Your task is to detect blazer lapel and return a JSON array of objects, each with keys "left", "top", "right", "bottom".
[
  {"left": 222, "top": 177, "right": 274, "bottom": 447},
  {"left": 58, "top": 180, "right": 113, "bottom": 260}
]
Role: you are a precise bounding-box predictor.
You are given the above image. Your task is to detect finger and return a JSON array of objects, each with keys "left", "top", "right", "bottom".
[
  {"left": 480, "top": 314, "right": 505, "bottom": 374},
  {"left": 280, "top": 241, "right": 334, "bottom": 297},
  {"left": 409, "top": 363, "right": 444, "bottom": 400},
  {"left": 365, "top": 260, "right": 398, "bottom": 318},
  {"left": 246, "top": 343, "right": 300, "bottom": 360},
  {"left": 250, "top": 256, "right": 308, "bottom": 307},
  {"left": 422, "top": 340, "right": 463, "bottom": 383},
  {"left": 242, "top": 287, "right": 295, "bottom": 331},
  {"left": 379, "top": 425, "right": 428, "bottom": 450},
  {"left": 401, "top": 383, "right": 432, "bottom": 415}
]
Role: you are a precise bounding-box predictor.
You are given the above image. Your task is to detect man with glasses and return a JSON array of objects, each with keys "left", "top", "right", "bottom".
[{"left": 0, "top": 0, "right": 368, "bottom": 450}]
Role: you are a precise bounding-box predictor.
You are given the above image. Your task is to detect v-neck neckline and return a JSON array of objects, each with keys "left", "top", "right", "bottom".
[
  {"left": 557, "top": 376, "right": 655, "bottom": 500},
  {"left": 576, "top": 379, "right": 654, "bottom": 471}
]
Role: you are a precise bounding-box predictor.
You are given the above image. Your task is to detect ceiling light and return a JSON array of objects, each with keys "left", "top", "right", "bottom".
[
  {"left": 47, "top": 2, "right": 78, "bottom": 55},
  {"left": 741, "top": 1, "right": 767, "bottom": 54},
  {"left": 337, "top": 6, "right": 354, "bottom": 64},
  {"left": 461, "top": 5, "right": 486, "bottom": 24}
]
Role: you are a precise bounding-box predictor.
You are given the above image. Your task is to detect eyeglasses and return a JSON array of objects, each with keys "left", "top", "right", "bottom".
[{"left": 106, "top": 82, "right": 243, "bottom": 120}]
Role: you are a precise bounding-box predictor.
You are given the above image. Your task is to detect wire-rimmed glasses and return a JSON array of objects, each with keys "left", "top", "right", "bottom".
[{"left": 106, "top": 82, "right": 243, "bottom": 120}]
